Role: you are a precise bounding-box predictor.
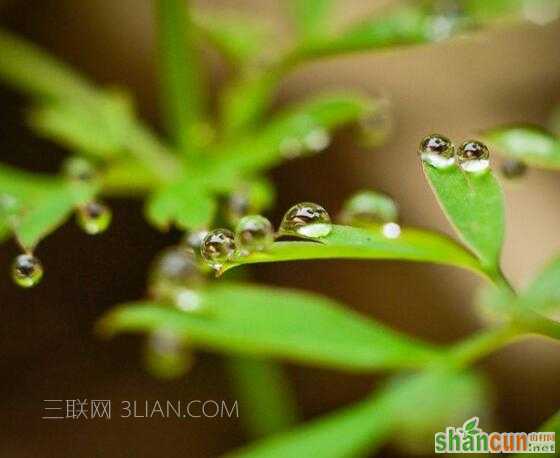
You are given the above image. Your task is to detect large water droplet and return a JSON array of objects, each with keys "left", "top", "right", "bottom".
[
  {"left": 201, "top": 229, "right": 237, "bottom": 271},
  {"left": 12, "top": 253, "right": 43, "bottom": 288},
  {"left": 77, "top": 201, "right": 112, "bottom": 235},
  {"left": 145, "top": 329, "right": 192, "bottom": 379},
  {"left": 235, "top": 215, "right": 274, "bottom": 253},
  {"left": 62, "top": 157, "right": 97, "bottom": 183},
  {"left": 280, "top": 202, "right": 332, "bottom": 238},
  {"left": 457, "top": 140, "right": 490, "bottom": 173},
  {"left": 500, "top": 159, "right": 527, "bottom": 180},
  {"left": 303, "top": 128, "right": 331, "bottom": 152},
  {"left": 419, "top": 134, "right": 455, "bottom": 169},
  {"left": 339, "top": 190, "right": 398, "bottom": 225}
]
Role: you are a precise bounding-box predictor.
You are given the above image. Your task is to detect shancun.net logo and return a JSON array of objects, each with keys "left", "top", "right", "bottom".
[{"left": 434, "top": 417, "right": 555, "bottom": 454}]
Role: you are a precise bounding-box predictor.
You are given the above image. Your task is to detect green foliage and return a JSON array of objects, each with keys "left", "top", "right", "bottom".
[
  {"left": 100, "top": 283, "right": 439, "bottom": 371},
  {"left": 422, "top": 164, "right": 505, "bottom": 274}
]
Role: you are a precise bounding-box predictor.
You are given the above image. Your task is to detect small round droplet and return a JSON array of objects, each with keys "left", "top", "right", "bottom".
[
  {"left": 500, "top": 159, "right": 527, "bottom": 180},
  {"left": 12, "top": 254, "right": 43, "bottom": 288},
  {"left": 150, "top": 246, "right": 203, "bottom": 289},
  {"left": 339, "top": 190, "right": 398, "bottom": 225},
  {"left": 382, "top": 222, "right": 401, "bottom": 239},
  {"left": 77, "top": 201, "right": 112, "bottom": 235},
  {"left": 201, "top": 229, "right": 237, "bottom": 271},
  {"left": 303, "top": 128, "right": 331, "bottom": 152},
  {"left": 62, "top": 157, "right": 97, "bottom": 182},
  {"left": 235, "top": 215, "right": 274, "bottom": 253},
  {"left": 419, "top": 134, "right": 455, "bottom": 169},
  {"left": 280, "top": 202, "right": 332, "bottom": 238},
  {"left": 457, "top": 140, "right": 490, "bottom": 173}
]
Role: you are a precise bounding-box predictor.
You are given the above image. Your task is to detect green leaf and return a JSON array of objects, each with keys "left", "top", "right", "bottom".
[
  {"left": 29, "top": 91, "right": 133, "bottom": 159},
  {"left": 289, "top": 0, "right": 334, "bottom": 40},
  {"left": 193, "top": 10, "right": 272, "bottom": 66},
  {"left": 145, "top": 178, "right": 217, "bottom": 230},
  {"left": 422, "top": 163, "right": 505, "bottom": 273},
  {"left": 225, "top": 225, "right": 483, "bottom": 277},
  {"left": 229, "top": 368, "right": 487, "bottom": 458},
  {"left": 99, "top": 282, "right": 441, "bottom": 371},
  {"left": 519, "top": 255, "right": 560, "bottom": 314},
  {"left": 15, "top": 181, "right": 97, "bottom": 250},
  {"left": 482, "top": 125, "right": 560, "bottom": 169},
  {"left": 156, "top": 0, "right": 204, "bottom": 154},
  {"left": 518, "top": 409, "right": 560, "bottom": 457},
  {"left": 0, "top": 28, "right": 95, "bottom": 101},
  {"left": 216, "top": 93, "right": 375, "bottom": 175}
]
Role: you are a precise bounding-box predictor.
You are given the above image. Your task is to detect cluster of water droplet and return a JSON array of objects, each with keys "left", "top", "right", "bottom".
[{"left": 418, "top": 134, "right": 491, "bottom": 173}]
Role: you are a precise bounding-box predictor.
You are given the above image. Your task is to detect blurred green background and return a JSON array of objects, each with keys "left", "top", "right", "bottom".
[{"left": 1, "top": 0, "right": 560, "bottom": 456}]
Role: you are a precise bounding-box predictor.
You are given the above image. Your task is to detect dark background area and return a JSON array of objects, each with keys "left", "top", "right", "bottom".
[{"left": 1, "top": 1, "right": 560, "bottom": 456}]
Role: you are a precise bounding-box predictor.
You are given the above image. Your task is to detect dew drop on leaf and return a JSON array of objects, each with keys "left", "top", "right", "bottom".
[
  {"left": 280, "top": 202, "right": 332, "bottom": 238},
  {"left": 11, "top": 253, "right": 43, "bottom": 288},
  {"left": 235, "top": 215, "right": 274, "bottom": 254},
  {"left": 418, "top": 134, "right": 456, "bottom": 169},
  {"left": 201, "top": 229, "right": 237, "bottom": 272},
  {"left": 500, "top": 159, "right": 527, "bottom": 180},
  {"left": 457, "top": 140, "right": 490, "bottom": 173},
  {"left": 76, "top": 201, "right": 112, "bottom": 235},
  {"left": 339, "top": 190, "right": 398, "bottom": 225}
]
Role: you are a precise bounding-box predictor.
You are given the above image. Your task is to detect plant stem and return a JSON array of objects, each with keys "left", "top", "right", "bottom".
[
  {"left": 156, "top": 0, "right": 203, "bottom": 155},
  {"left": 226, "top": 356, "right": 298, "bottom": 438}
]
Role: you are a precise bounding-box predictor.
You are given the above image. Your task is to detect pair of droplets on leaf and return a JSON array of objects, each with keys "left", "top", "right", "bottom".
[{"left": 419, "top": 134, "right": 490, "bottom": 172}]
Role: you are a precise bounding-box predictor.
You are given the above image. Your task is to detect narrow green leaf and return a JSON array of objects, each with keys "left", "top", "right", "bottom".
[
  {"left": 519, "top": 255, "right": 560, "bottom": 314},
  {"left": 156, "top": 0, "right": 203, "bottom": 154},
  {"left": 229, "top": 368, "right": 487, "bottom": 458},
  {"left": 193, "top": 10, "right": 272, "bottom": 66},
  {"left": 422, "top": 163, "right": 505, "bottom": 273},
  {"left": 217, "top": 93, "right": 375, "bottom": 175},
  {"left": 15, "top": 181, "right": 97, "bottom": 249},
  {"left": 0, "top": 28, "right": 95, "bottom": 101},
  {"left": 225, "top": 225, "right": 483, "bottom": 277},
  {"left": 99, "top": 283, "right": 441, "bottom": 371},
  {"left": 482, "top": 125, "right": 560, "bottom": 169},
  {"left": 146, "top": 178, "right": 216, "bottom": 230},
  {"left": 289, "top": 0, "right": 334, "bottom": 40},
  {"left": 227, "top": 357, "right": 297, "bottom": 437}
]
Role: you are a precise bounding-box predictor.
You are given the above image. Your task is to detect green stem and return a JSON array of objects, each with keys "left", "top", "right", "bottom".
[{"left": 226, "top": 356, "right": 298, "bottom": 438}]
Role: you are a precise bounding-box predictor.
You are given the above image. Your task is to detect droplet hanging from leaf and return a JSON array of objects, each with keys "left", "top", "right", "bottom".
[
  {"left": 201, "top": 228, "right": 237, "bottom": 272},
  {"left": 76, "top": 201, "right": 112, "bottom": 235},
  {"left": 235, "top": 215, "right": 274, "bottom": 254},
  {"left": 11, "top": 253, "right": 43, "bottom": 288},
  {"left": 280, "top": 202, "right": 332, "bottom": 238}
]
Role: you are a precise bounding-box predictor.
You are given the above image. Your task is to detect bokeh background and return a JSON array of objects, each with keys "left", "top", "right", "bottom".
[{"left": 1, "top": 0, "right": 560, "bottom": 456}]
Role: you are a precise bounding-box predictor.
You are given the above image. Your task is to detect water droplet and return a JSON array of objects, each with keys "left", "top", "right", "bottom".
[
  {"left": 500, "top": 159, "right": 527, "bottom": 180},
  {"left": 280, "top": 202, "right": 332, "bottom": 238},
  {"left": 280, "top": 137, "right": 305, "bottom": 159},
  {"left": 201, "top": 229, "right": 237, "bottom": 271},
  {"left": 303, "top": 128, "right": 331, "bottom": 152},
  {"left": 184, "top": 229, "right": 209, "bottom": 252},
  {"left": 382, "top": 222, "right": 401, "bottom": 239},
  {"left": 62, "top": 157, "right": 97, "bottom": 182},
  {"left": 457, "top": 140, "right": 490, "bottom": 173},
  {"left": 235, "top": 215, "right": 274, "bottom": 253},
  {"left": 76, "top": 201, "right": 112, "bottom": 235},
  {"left": 419, "top": 134, "right": 455, "bottom": 169},
  {"left": 150, "top": 246, "right": 203, "bottom": 288},
  {"left": 145, "top": 329, "right": 192, "bottom": 379},
  {"left": 339, "top": 190, "right": 398, "bottom": 225},
  {"left": 12, "top": 254, "right": 43, "bottom": 288}
]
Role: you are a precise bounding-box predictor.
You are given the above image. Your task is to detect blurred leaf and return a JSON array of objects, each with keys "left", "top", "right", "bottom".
[
  {"left": 483, "top": 125, "right": 560, "bottom": 169},
  {"left": 519, "top": 255, "right": 560, "bottom": 314},
  {"left": 217, "top": 93, "right": 375, "bottom": 175},
  {"left": 518, "top": 409, "right": 560, "bottom": 457},
  {"left": 146, "top": 178, "right": 216, "bottom": 230},
  {"left": 227, "top": 357, "right": 297, "bottom": 437},
  {"left": 156, "top": 0, "right": 203, "bottom": 154},
  {"left": 100, "top": 282, "right": 441, "bottom": 371},
  {"left": 29, "top": 91, "right": 133, "bottom": 159},
  {"left": 102, "top": 160, "right": 162, "bottom": 196},
  {"left": 229, "top": 368, "right": 488, "bottom": 458},
  {"left": 193, "top": 10, "right": 272, "bottom": 66},
  {"left": 220, "top": 71, "right": 280, "bottom": 136},
  {"left": 289, "top": 0, "right": 334, "bottom": 40},
  {"left": 422, "top": 163, "right": 505, "bottom": 273},
  {"left": 15, "top": 181, "right": 97, "bottom": 250},
  {"left": 0, "top": 28, "right": 95, "bottom": 101},
  {"left": 225, "top": 225, "right": 483, "bottom": 277}
]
